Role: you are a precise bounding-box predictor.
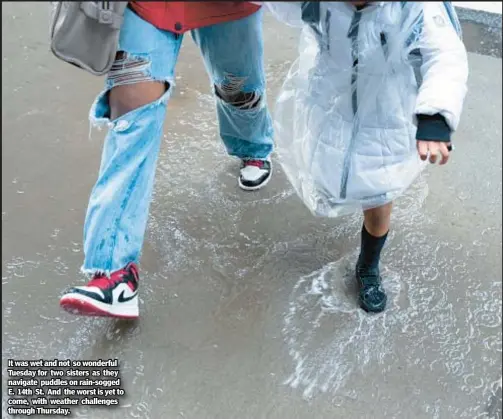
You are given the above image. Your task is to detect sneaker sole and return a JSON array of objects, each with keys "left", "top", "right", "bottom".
[
  {"left": 238, "top": 165, "right": 273, "bottom": 191},
  {"left": 60, "top": 294, "right": 139, "bottom": 319}
]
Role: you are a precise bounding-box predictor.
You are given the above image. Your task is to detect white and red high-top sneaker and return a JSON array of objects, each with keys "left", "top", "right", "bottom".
[
  {"left": 60, "top": 263, "right": 139, "bottom": 319},
  {"left": 238, "top": 158, "right": 272, "bottom": 191}
]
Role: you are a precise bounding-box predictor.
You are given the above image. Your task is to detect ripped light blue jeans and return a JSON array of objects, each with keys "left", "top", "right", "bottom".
[{"left": 82, "top": 7, "right": 273, "bottom": 275}]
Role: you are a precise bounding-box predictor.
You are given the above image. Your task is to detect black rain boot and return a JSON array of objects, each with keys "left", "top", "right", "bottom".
[{"left": 355, "top": 225, "right": 388, "bottom": 313}]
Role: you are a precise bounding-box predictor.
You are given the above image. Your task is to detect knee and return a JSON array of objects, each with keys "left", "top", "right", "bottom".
[
  {"left": 107, "top": 52, "right": 169, "bottom": 120},
  {"left": 109, "top": 82, "right": 168, "bottom": 120},
  {"left": 214, "top": 75, "right": 262, "bottom": 110}
]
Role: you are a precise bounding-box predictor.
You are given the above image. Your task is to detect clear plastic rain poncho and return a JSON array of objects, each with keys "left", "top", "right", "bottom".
[{"left": 265, "top": 2, "right": 467, "bottom": 217}]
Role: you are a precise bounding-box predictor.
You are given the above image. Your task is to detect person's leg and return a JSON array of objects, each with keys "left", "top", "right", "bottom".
[
  {"left": 356, "top": 202, "right": 392, "bottom": 313},
  {"left": 191, "top": 9, "right": 274, "bottom": 191},
  {"left": 60, "top": 8, "right": 183, "bottom": 318}
]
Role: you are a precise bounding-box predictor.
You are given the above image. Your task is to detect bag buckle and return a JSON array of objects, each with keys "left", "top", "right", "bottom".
[{"left": 99, "top": 10, "right": 113, "bottom": 24}]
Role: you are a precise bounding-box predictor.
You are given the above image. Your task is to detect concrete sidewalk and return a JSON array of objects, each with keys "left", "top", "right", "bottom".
[{"left": 2, "top": 3, "right": 502, "bottom": 418}]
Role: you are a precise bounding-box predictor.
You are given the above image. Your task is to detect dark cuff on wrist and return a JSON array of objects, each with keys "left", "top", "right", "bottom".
[{"left": 416, "top": 113, "right": 451, "bottom": 142}]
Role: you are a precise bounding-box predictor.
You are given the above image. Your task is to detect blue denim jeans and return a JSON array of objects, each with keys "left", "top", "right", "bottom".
[{"left": 83, "top": 7, "right": 273, "bottom": 274}]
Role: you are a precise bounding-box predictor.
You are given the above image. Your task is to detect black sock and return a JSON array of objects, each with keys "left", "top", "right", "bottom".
[{"left": 357, "top": 224, "right": 388, "bottom": 270}]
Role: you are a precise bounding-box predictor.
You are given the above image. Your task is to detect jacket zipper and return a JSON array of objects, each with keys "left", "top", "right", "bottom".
[{"left": 339, "top": 10, "right": 362, "bottom": 200}]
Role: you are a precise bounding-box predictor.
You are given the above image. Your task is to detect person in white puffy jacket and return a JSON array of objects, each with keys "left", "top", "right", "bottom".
[{"left": 264, "top": 1, "right": 468, "bottom": 312}]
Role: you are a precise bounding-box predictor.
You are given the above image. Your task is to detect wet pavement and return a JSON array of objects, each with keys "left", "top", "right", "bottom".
[{"left": 2, "top": 3, "right": 502, "bottom": 419}]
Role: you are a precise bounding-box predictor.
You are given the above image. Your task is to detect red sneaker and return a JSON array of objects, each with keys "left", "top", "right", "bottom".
[{"left": 60, "top": 263, "right": 139, "bottom": 319}]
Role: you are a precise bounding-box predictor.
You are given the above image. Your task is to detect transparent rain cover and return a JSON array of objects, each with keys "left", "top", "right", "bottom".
[{"left": 266, "top": 2, "right": 465, "bottom": 217}]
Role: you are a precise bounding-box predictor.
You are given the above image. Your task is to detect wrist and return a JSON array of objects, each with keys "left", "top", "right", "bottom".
[{"left": 416, "top": 113, "right": 451, "bottom": 142}]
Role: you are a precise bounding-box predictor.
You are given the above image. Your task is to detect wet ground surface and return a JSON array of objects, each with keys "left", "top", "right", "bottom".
[{"left": 2, "top": 3, "right": 502, "bottom": 419}]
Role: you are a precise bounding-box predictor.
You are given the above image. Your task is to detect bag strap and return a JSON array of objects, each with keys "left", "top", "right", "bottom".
[{"left": 79, "top": 2, "right": 124, "bottom": 29}]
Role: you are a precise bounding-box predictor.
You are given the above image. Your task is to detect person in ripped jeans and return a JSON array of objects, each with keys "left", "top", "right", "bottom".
[{"left": 60, "top": 2, "right": 273, "bottom": 319}]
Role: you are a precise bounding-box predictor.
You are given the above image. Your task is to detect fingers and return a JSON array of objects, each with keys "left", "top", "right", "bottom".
[
  {"left": 417, "top": 141, "right": 428, "bottom": 161},
  {"left": 417, "top": 141, "right": 452, "bottom": 165},
  {"left": 438, "top": 142, "right": 450, "bottom": 165},
  {"left": 428, "top": 142, "right": 438, "bottom": 164}
]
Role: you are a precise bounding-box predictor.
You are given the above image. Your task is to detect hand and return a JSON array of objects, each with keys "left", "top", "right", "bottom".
[{"left": 417, "top": 140, "right": 452, "bottom": 165}]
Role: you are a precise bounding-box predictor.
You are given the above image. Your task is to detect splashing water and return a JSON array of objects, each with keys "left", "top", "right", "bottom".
[{"left": 281, "top": 175, "right": 501, "bottom": 417}]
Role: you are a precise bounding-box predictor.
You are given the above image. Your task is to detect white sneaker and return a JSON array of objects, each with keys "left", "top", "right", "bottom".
[{"left": 238, "top": 159, "right": 272, "bottom": 191}]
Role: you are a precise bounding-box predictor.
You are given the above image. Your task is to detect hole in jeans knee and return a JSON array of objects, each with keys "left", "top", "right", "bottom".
[
  {"left": 109, "top": 81, "right": 169, "bottom": 120},
  {"left": 214, "top": 73, "right": 262, "bottom": 110},
  {"left": 106, "top": 51, "right": 169, "bottom": 119}
]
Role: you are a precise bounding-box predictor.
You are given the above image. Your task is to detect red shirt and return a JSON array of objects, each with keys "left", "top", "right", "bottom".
[{"left": 129, "top": 1, "right": 261, "bottom": 34}]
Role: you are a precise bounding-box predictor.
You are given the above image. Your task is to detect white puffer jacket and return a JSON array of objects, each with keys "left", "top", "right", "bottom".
[{"left": 266, "top": 2, "right": 469, "bottom": 216}]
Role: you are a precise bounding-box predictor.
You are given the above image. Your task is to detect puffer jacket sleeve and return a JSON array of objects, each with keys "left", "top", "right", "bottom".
[
  {"left": 263, "top": 2, "right": 304, "bottom": 28},
  {"left": 414, "top": 2, "right": 469, "bottom": 132}
]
